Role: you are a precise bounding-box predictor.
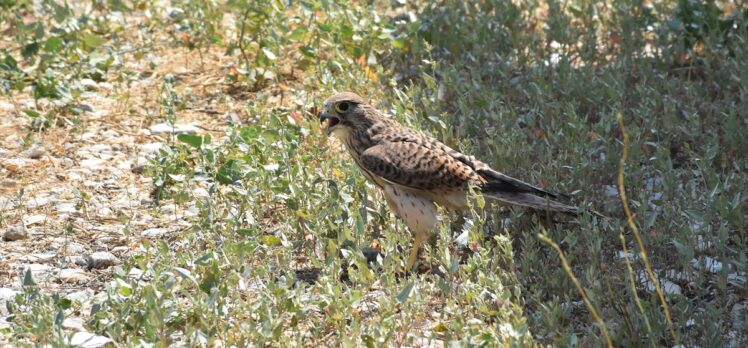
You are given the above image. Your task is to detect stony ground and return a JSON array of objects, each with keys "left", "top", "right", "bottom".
[{"left": 0, "top": 45, "right": 246, "bottom": 344}]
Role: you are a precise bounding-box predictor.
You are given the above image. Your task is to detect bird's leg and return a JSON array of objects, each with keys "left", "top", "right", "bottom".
[{"left": 405, "top": 230, "right": 428, "bottom": 270}]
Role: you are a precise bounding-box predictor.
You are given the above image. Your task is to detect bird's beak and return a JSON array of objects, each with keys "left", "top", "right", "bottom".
[{"left": 319, "top": 109, "right": 340, "bottom": 136}]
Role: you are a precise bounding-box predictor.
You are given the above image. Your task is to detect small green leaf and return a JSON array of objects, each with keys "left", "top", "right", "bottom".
[
  {"left": 55, "top": 309, "right": 65, "bottom": 326},
  {"left": 117, "top": 283, "right": 132, "bottom": 297},
  {"left": 44, "top": 37, "right": 63, "bottom": 53},
  {"left": 391, "top": 38, "right": 406, "bottom": 50},
  {"left": 174, "top": 267, "right": 197, "bottom": 283},
  {"left": 81, "top": 33, "right": 106, "bottom": 50},
  {"left": 22, "top": 109, "right": 40, "bottom": 118},
  {"left": 198, "top": 264, "right": 220, "bottom": 294},
  {"left": 236, "top": 229, "right": 253, "bottom": 237},
  {"left": 299, "top": 46, "right": 315, "bottom": 58},
  {"left": 1, "top": 54, "right": 19, "bottom": 71},
  {"left": 22, "top": 42, "right": 39, "bottom": 58},
  {"left": 51, "top": 2, "right": 70, "bottom": 23},
  {"left": 340, "top": 25, "right": 353, "bottom": 38},
  {"left": 58, "top": 298, "right": 72, "bottom": 310},
  {"left": 108, "top": 0, "right": 132, "bottom": 12},
  {"left": 362, "top": 335, "right": 375, "bottom": 348},
  {"left": 317, "top": 23, "right": 333, "bottom": 32},
  {"left": 260, "top": 235, "right": 281, "bottom": 246},
  {"left": 288, "top": 28, "right": 309, "bottom": 41},
  {"left": 216, "top": 159, "right": 239, "bottom": 185},
  {"left": 397, "top": 282, "right": 414, "bottom": 303},
  {"left": 177, "top": 133, "right": 202, "bottom": 148},
  {"left": 23, "top": 269, "right": 35, "bottom": 286}
]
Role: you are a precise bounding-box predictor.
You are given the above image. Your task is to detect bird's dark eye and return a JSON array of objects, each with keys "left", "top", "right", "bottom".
[{"left": 335, "top": 102, "right": 350, "bottom": 113}]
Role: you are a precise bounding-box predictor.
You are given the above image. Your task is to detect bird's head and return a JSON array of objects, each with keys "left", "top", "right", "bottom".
[{"left": 319, "top": 92, "right": 371, "bottom": 138}]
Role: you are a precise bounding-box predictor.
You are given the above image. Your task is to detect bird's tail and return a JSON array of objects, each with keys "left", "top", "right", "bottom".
[
  {"left": 475, "top": 167, "right": 579, "bottom": 214},
  {"left": 479, "top": 189, "right": 579, "bottom": 214}
]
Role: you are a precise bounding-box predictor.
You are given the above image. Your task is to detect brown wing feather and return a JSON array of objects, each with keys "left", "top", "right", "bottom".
[{"left": 358, "top": 141, "right": 481, "bottom": 191}]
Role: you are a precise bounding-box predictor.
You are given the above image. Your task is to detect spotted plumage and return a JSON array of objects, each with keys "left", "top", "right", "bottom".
[{"left": 320, "top": 92, "right": 579, "bottom": 269}]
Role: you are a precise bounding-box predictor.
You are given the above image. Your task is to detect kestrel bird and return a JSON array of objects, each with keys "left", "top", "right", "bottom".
[{"left": 320, "top": 92, "right": 579, "bottom": 269}]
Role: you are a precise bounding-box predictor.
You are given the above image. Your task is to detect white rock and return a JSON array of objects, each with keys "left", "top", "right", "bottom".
[
  {"left": 2, "top": 158, "right": 31, "bottom": 168},
  {"left": 0, "top": 197, "right": 16, "bottom": 209},
  {"left": 603, "top": 185, "right": 619, "bottom": 198},
  {"left": 128, "top": 267, "right": 144, "bottom": 279},
  {"left": 616, "top": 251, "right": 635, "bottom": 260},
  {"left": 97, "top": 207, "right": 112, "bottom": 218},
  {"left": 62, "top": 316, "right": 86, "bottom": 331},
  {"left": 79, "top": 144, "right": 113, "bottom": 155},
  {"left": 694, "top": 234, "right": 713, "bottom": 253},
  {"left": 3, "top": 225, "right": 27, "bottom": 241},
  {"left": 727, "top": 273, "right": 746, "bottom": 287},
  {"left": 26, "top": 194, "right": 51, "bottom": 209},
  {"left": 101, "top": 130, "right": 120, "bottom": 139},
  {"left": 22, "top": 214, "right": 47, "bottom": 227},
  {"left": 59, "top": 269, "right": 89, "bottom": 283},
  {"left": 79, "top": 158, "right": 106, "bottom": 170},
  {"left": 57, "top": 202, "right": 78, "bottom": 214},
  {"left": 140, "top": 142, "right": 165, "bottom": 154},
  {"left": 86, "top": 252, "right": 119, "bottom": 269},
  {"left": 65, "top": 290, "right": 93, "bottom": 304},
  {"left": 184, "top": 206, "right": 200, "bottom": 217},
  {"left": 637, "top": 271, "right": 681, "bottom": 296},
  {"left": 150, "top": 122, "right": 199, "bottom": 135},
  {"left": 81, "top": 132, "right": 97, "bottom": 141},
  {"left": 142, "top": 227, "right": 168, "bottom": 238},
  {"left": 691, "top": 256, "right": 723, "bottom": 273},
  {"left": 192, "top": 187, "right": 209, "bottom": 198},
  {"left": 0, "top": 100, "right": 14, "bottom": 111},
  {"left": 79, "top": 79, "right": 99, "bottom": 91},
  {"left": 23, "top": 144, "right": 46, "bottom": 159},
  {"left": 69, "top": 331, "right": 113, "bottom": 348},
  {"left": 731, "top": 302, "right": 747, "bottom": 329},
  {"left": 23, "top": 263, "right": 55, "bottom": 282},
  {"left": 0, "top": 288, "right": 20, "bottom": 315},
  {"left": 28, "top": 253, "right": 56, "bottom": 262},
  {"left": 60, "top": 157, "right": 75, "bottom": 168},
  {"left": 66, "top": 255, "right": 89, "bottom": 267}
]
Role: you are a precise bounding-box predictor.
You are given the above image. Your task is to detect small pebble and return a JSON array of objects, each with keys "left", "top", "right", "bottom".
[
  {"left": 69, "top": 331, "right": 113, "bottom": 348},
  {"left": 65, "top": 255, "right": 89, "bottom": 267},
  {"left": 65, "top": 290, "right": 93, "bottom": 304},
  {"left": 62, "top": 316, "right": 86, "bottom": 331},
  {"left": 86, "top": 252, "right": 119, "bottom": 270},
  {"left": 23, "top": 144, "right": 46, "bottom": 159},
  {"left": 59, "top": 269, "right": 89, "bottom": 283},
  {"left": 23, "top": 263, "right": 54, "bottom": 282},
  {"left": 80, "top": 79, "right": 99, "bottom": 92},
  {"left": 142, "top": 227, "right": 167, "bottom": 238},
  {"left": 3, "top": 225, "right": 27, "bottom": 241}
]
